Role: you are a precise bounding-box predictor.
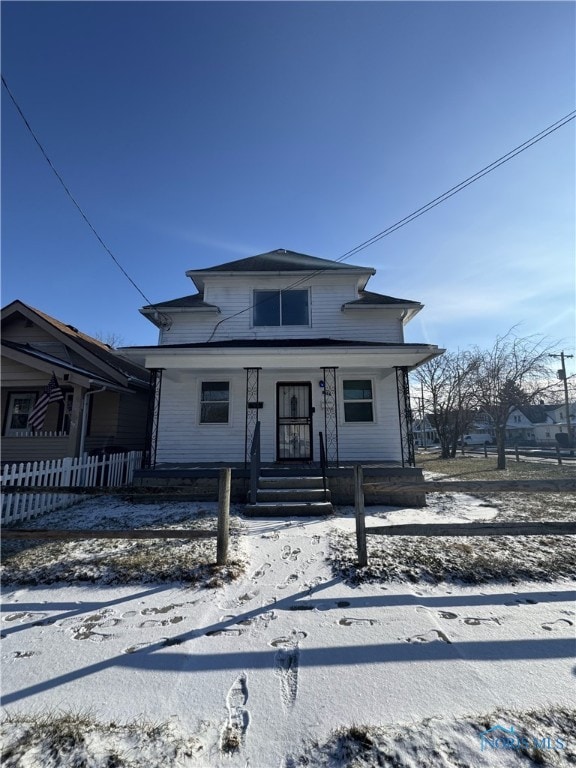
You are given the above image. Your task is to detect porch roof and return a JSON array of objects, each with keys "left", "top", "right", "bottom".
[{"left": 120, "top": 338, "right": 444, "bottom": 370}]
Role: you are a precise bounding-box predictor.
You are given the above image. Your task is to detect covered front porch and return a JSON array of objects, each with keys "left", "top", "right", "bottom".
[
  {"left": 133, "top": 461, "right": 426, "bottom": 507},
  {"left": 136, "top": 341, "right": 437, "bottom": 470}
]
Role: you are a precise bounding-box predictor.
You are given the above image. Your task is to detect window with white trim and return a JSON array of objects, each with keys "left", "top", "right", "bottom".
[
  {"left": 200, "top": 381, "right": 230, "bottom": 424},
  {"left": 343, "top": 379, "right": 374, "bottom": 422},
  {"left": 253, "top": 289, "right": 309, "bottom": 326}
]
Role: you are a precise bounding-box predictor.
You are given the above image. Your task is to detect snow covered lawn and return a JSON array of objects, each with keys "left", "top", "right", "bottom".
[{"left": 1, "top": 484, "right": 575, "bottom": 767}]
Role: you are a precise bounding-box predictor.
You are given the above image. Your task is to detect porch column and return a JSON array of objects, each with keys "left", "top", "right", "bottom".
[
  {"left": 66, "top": 383, "right": 85, "bottom": 457},
  {"left": 244, "top": 367, "right": 261, "bottom": 468},
  {"left": 395, "top": 366, "right": 415, "bottom": 467},
  {"left": 143, "top": 368, "right": 163, "bottom": 469},
  {"left": 321, "top": 367, "right": 339, "bottom": 466}
]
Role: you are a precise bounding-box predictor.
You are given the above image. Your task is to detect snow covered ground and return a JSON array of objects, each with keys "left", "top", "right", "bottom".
[{"left": 1, "top": 489, "right": 575, "bottom": 767}]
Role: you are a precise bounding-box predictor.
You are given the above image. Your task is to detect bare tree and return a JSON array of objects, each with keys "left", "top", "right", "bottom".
[
  {"left": 94, "top": 331, "right": 125, "bottom": 349},
  {"left": 414, "top": 351, "right": 477, "bottom": 459},
  {"left": 469, "top": 331, "right": 557, "bottom": 469}
]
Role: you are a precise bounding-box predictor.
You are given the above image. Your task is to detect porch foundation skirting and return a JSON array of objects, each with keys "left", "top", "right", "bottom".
[{"left": 132, "top": 465, "right": 426, "bottom": 507}]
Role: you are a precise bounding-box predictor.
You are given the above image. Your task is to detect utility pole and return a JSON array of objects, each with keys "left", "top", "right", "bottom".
[{"left": 550, "top": 352, "right": 574, "bottom": 450}]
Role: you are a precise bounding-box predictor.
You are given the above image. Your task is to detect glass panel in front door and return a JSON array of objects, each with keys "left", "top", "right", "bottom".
[{"left": 278, "top": 384, "right": 311, "bottom": 460}]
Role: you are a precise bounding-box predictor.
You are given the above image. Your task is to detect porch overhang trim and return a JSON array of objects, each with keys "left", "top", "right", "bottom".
[{"left": 122, "top": 343, "right": 444, "bottom": 371}]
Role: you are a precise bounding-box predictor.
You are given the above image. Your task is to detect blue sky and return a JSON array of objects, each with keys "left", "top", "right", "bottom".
[{"left": 2, "top": 1, "right": 575, "bottom": 373}]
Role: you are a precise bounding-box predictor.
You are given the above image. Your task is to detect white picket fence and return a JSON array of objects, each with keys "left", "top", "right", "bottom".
[{"left": 1, "top": 451, "right": 142, "bottom": 525}]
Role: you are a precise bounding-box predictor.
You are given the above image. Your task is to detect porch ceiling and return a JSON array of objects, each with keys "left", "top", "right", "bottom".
[{"left": 125, "top": 343, "right": 443, "bottom": 371}]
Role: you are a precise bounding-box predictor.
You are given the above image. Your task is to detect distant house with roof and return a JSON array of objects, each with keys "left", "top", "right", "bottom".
[
  {"left": 1, "top": 300, "right": 150, "bottom": 463},
  {"left": 506, "top": 403, "right": 575, "bottom": 446},
  {"left": 121, "top": 249, "right": 443, "bottom": 472}
]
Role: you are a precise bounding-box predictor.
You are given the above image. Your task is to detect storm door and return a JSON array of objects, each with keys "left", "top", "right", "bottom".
[{"left": 276, "top": 383, "right": 312, "bottom": 461}]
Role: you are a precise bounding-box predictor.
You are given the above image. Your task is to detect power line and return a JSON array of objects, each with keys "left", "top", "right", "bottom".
[
  {"left": 1, "top": 75, "right": 172, "bottom": 329},
  {"left": 3, "top": 72, "right": 573, "bottom": 339},
  {"left": 207, "top": 109, "right": 576, "bottom": 340}
]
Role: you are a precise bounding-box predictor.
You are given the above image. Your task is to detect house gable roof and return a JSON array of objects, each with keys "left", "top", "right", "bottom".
[
  {"left": 189, "top": 249, "right": 374, "bottom": 274},
  {"left": 513, "top": 405, "right": 552, "bottom": 425},
  {"left": 185, "top": 249, "right": 375, "bottom": 291},
  {"left": 1, "top": 300, "right": 150, "bottom": 388}
]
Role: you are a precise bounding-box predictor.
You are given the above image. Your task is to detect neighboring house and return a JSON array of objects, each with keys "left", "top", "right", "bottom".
[
  {"left": 505, "top": 405, "right": 551, "bottom": 444},
  {"left": 2, "top": 301, "right": 150, "bottom": 463},
  {"left": 412, "top": 415, "right": 439, "bottom": 447},
  {"left": 505, "top": 403, "right": 575, "bottom": 446},
  {"left": 121, "top": 249, "right": 443, "bottom": 467}
]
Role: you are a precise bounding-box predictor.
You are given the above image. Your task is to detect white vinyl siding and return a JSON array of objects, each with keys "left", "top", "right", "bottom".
[
  {"left": 154, "top": 368, "right": 402, "bottom": 464},
  {"left": 159, "top": 276, "right": 405, "bottom": 345}
]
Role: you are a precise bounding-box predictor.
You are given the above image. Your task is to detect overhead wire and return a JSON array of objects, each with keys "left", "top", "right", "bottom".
[
  {"left": 206, "top": 109, "right": 576, "bottom": 341},
  {"left": 1, "top": 75, "right": 172, "bottom": 329},
  {"left": 3, "top": 71, "right": 573, "bottom": 340}
]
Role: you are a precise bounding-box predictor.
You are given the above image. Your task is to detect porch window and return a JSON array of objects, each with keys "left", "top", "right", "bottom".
[
  {"left": 4, "top": 392, "right": 36, "bottom": 435},
  {"left": 343, "top": 379, "right": 374, "bottom": 422},
  {"left": 200, "top": 381, "right": 229, "bottom": 424},
  {"left": 253, "top": 289, "right": 309, "bottom": 326}
]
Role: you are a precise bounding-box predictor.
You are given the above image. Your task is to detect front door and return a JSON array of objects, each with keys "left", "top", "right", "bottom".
[{"left": 277, "top": 383, "right": 312, "bottom": 461}]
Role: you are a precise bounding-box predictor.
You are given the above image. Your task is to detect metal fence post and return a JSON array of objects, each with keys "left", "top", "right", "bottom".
[
  {"left": 217, "top": 467, "right": 231, "bottom": 565},
  {"left": 354, "top": 464, "right": 367, "bottom": 567}
]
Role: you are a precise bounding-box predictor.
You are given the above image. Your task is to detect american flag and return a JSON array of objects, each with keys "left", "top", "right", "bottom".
[{"left": 27, "top": 373, "right": 64, "bottom": 431}]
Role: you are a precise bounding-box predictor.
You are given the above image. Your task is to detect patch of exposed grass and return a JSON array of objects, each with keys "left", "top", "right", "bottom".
[
  {"left": 1, "top": 503, "right": 246, "bottom": 587},
  {"left": 1, "top": 710, "right": 203, "bottom": 768},
  {"left": 298, "top": 707, "right": 576, "bottom": 767},
  {"left": 330, "top": 529, "right": 576, "bottom": 586},
  {"left": 416, "top": 453, "right": 576, "bottom": 523},
  {"left": 416, "top": 452, "right": 573, "bottom": 481}
]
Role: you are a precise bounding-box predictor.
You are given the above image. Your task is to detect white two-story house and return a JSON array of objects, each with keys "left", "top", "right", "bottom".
[{"left": 122, "top": 249, "right": 443, "bottom": 474}]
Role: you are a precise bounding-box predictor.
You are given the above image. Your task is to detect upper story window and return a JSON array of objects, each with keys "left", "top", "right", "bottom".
[
  {"left": 343, "top": 379, "right": 374, "bottom": 422},
  {"left": 253, "top": 289, "right": 309, "bottom": 326},
  {"left": 200, "top": 381, "right": 229, "bottom": 424}
]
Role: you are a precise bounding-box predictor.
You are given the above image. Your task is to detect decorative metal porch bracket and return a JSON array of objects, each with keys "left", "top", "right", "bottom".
[
  {"left": 321, "top": 366, "right": 339, "bottom": 466},
  {"left": 244, "top": 367, "right": 261, "bottom": 468},
  {"left": 395, "top": 366, "right": 415, "bottom": 467},
  {"left": 143, "top": 368, "right": 163, "bottom": 469}
]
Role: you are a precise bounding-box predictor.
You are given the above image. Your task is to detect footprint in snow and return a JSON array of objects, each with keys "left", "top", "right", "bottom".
[
  {"left": 542, "top": 619, "right": 574, "bottom": 632},
  {"left": 277, "top": 574, "right": 299, "bottom": 590},
  {"left": 3, "top": 612, "right": 47, "bottom": 623},
  {"left": 281, "top": 545, "right": 301, "bottom": 562},
  {"left": 463, "top": 617, "right": 501, "bottom": 626},
  {"left": 123, "top": 638, "right": 174, "bottom": 654},
  {"left": 405, "top": 629, "right": 452, "bottom": 644},
  {"left": 251, "top": 563, "right": 271, "bottom": 581},
  {"left": 220, "top": 674, "right": 249, "bottom": 753},
  {"left": 139, "top": 616, "right": 183, "bottom": 628},
  {"left": 141, "top": 604, "right": 182, "bottom": 615},
  {"left": 338, "top": 617, "right": 379, "bottom": 627},
  {"left": 271, "top": 631, "right": 306, "bottom": 709}
]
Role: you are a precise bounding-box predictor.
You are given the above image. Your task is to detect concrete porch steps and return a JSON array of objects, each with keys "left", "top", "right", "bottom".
[{"left": 244, "top": 473, "right": 334, "bottom": 517}]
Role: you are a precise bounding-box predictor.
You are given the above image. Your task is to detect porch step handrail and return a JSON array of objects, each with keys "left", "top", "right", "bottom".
[
  {"left": 319, "top": 431, "right": 328, "bottom": 500},
  {"left": 249, "top": 420, "right": 261, "bottom": 503}
]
